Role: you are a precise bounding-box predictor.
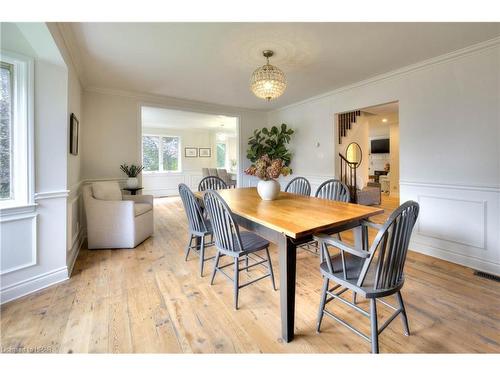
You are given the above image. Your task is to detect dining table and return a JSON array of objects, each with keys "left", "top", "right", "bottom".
[{"left": 195, "top": 187, "right": 384, "bottom": 343}]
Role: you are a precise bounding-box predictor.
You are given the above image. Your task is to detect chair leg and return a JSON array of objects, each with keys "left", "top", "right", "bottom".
[
  {"left": 199, "top": 235, "right": 205, "bottom": 277},
  {"left": 370, "top": 298, "right": 379, "bottom": 354},
  {"left": 396, "top": 291, "right": 410, "bottom": 336},
  {"left": 185, "top": 234, "right": 193, "bottom": 261},
  {"left": 234, "top": 257, "right": 239, "bottom": 310},
  {"left": 353, "top": 292, "right": 357, "bottom": 305},
  {"left": 210, "top": 252, "right": 221, "bottom": 285},
  {"left": 316, "top": 277, "right": 329, "bottom": 333},
  {"left": 245, "top": 255, "right": 249, "bottom": 273},
  {"left": 265, "top": 248, "right": 276, "bottom": 291}
]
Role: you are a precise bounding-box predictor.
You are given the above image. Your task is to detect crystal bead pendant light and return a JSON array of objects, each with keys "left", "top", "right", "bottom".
[{"left": 250, "top": 50, "right": 287, "bottom": 101}]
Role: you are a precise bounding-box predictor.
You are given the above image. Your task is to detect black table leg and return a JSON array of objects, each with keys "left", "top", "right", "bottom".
[{"left": 279, "top": 235, "right": 297, "bottom": 342}]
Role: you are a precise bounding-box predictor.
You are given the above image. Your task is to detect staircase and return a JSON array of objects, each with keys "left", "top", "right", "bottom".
[
  {"left": 339, "top": 152, "right": 358, "bottom": 202},
  {"left": 337, "top": 110, "right": 361, "bottom": 144}
]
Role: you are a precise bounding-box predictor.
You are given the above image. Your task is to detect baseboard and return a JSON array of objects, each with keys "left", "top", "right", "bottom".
[
  {"left": 410, "top": 240, "right": 500, "bottom": 277},
  {"left": 67, "top": 229, "right": 85, "bottom": 276},
  {"left": 0, "top": 266, "right": 69, "bottom": 305}
]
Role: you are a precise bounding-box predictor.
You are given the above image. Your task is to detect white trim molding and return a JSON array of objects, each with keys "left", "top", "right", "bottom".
[
  {"left": 0, "top": 266, "right": 68, "bottom": 305},
  {"left": 35, "top": 190, "right": 70, "bottom": 201}
]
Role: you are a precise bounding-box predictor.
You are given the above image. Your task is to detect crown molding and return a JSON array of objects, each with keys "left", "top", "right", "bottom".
[
  {"left": 49, "top": 22, "right": 86, "bottom": 87},
  {"left": 84, "top": 86, "right": 266, "bottom": 114},
  {"left": 270, "top": 36, "right": 500, "bottom": 113}
]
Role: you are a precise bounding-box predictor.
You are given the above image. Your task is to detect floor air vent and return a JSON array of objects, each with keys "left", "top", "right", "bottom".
[{"left": 474, "top": 271, "right": 500, "bottom": 282}]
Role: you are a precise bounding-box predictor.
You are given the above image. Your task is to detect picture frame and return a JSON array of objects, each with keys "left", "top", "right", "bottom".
[
  {"left": 198, "top": 147, "right": 211, "bottom": 157},
  {"left": 69, "top": 113, "right": 79, "bottom": 155},
  {"left": 184, "top": 147, "right": 198, "bottom": 158}
]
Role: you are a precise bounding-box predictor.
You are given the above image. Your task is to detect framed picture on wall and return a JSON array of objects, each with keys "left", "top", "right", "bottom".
[
  {"left": 199, "top": 147, "right": 211, "bottom": 157},
  {"left": 184, "top": 147, "right": 198, "bottom": 157},
  {"left": 69, "top": 113, "right": 79, "bottom": 155}
]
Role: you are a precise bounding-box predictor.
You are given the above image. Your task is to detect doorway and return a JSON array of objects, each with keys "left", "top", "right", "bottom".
[
  {"left": 140, "top": 106, "right": 239, "bottom": 196},
  {"left": 336, "top": 101, "right": 399, "bottom": 205}
]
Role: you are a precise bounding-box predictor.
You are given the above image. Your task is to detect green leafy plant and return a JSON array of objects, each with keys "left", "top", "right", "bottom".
[
  {"left": 120, "top": 164, "right": 144, "bottom": 177},
  {"left": 246, "top": 123, "right": 294, "bottom": 167}
]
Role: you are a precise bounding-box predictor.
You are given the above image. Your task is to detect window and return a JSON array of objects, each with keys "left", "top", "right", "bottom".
[
  {"left": 216, "top": 142, "right": 226, "bottom": 168},
  {"left": 142, "top": 135, "right": 180, "bottom": 172},
  {"left": 0, "top": 62, "right": 13, "bottom": 200},
  {"left": 0, "top": 51, "right": 33, "bottom": 209}
]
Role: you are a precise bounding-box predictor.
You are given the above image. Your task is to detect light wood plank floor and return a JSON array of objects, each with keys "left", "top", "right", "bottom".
[{"left": 1, "top": 195, "right": 499, "bottom": 353}]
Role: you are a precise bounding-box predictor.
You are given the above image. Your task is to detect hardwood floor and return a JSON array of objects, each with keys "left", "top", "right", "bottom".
[{"left": 1, "top": 195, "right": 499, "bottom": 353}]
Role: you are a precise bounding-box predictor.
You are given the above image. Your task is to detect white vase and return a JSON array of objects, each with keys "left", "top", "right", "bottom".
[
  {"left": 126, "top": 177, "right": 139, "bottom": 189},
  {"left": 257, "top": 179, "right": 280, "bottom": 201}
]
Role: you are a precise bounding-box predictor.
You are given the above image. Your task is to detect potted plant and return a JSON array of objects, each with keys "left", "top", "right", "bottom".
[
  {"left": 120, "top": 164, "right": 144, "bottom": 189},
  {"left": 245, "top": 155, "right": 291, "bottom": 200},
  {"left": 245, "top": 124, "right": 294, "bottom": 200},
  {"left": 246, "top": 124, "right": 294, "bottom": 167}
]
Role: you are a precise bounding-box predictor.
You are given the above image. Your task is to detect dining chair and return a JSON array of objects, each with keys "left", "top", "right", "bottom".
[
  {"left": 284, "top": 176, "right": 311, "bottom": 196},
  {"left": 198, "top": 176, "right": 228, "bottom": 191},
  {"left": 203, "top": 190, "right": 276, "bottom": 309},
  {"left": 202, "top": 168, "right": 210, "bottom": 177},
  {"left": 314, "top": 179, "right": 350, "bottom": 202},
  {"left": 302, "top": 179, "right": 350, "bottom": 255},
  {"left": 178, "top": 183, "right": 215, "bottom": 276},
  {"left": 217, "top": 168, "right": 237, "bottom": 188},
  {"left": 314, "top": 200, "right": 419, "bottom": 353}
]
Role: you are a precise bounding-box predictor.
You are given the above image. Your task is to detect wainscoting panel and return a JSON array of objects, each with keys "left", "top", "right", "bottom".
[
  {"left": 0, "top": 212, "right": 37, "bottom": 275},
  {"left": 400, "top": 181, "right": 500, "bottom": 275},
  {"left": 143, "top": 171, "right": 203, "bottom": 197}
]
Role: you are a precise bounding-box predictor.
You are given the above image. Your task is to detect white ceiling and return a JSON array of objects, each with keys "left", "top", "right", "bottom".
[
  {"left": 65, "top": 22, "right": 500, "bottom": 110},
  {"left": 362, "top": 101, "right": 399, "bottom": 116},
  {"left": 142, "top": 106, "right": 238, "bottom": 133}
]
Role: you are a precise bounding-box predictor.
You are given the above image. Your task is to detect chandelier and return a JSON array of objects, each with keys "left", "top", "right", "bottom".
[{"left": 250, "top": 50, "right": 287, "bottom": 101}]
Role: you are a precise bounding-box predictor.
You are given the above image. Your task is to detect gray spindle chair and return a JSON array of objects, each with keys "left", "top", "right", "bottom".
[
  {"left": 198, "top": 176, "right": 227, "bottom": 192},
  {"left": 203, "top": 190, "right": 276, "bottom": 309},
  {"left": 284, "top": 176, "right": 311, "bottom": 196},
  {"left": 178, "top": 183, "right": 215, "bottom": 276},
  {"left": 304, "top": 179, "right": 350, "bottom": 254},
  {"left": 315, "top": 179, "right": 350, "bottom": 202},
  {"left": 314, "top": 200, "right": 420, "bottom": 353}
]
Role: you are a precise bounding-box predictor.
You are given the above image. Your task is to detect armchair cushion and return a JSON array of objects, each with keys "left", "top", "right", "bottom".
[
  {"left": 134, "top": 203, "right": 153, "bottom": 217},
  {"left": 92, "top": 181, "right": 122, "bottom": 201}
]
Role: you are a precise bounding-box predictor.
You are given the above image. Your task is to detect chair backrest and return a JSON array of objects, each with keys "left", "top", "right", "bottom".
[
  {"left": 203, "top": 190, "right": 243, "bottom": 254},
  {"left": 217, "top": 168, "right": 228, "bottom": 181},
  {"left": 202, "top": 168, "right": 210, "bottom": 177},
  {"left": 208, "top": 168, "right": 218, "bottom": 176},
  {"left": 284, "top": 176, "right": 311, "bottom": 196},
  {"left": 198, "top": 176, "right": 227, "bottom": 191},
  {"left": 358, "top": 201, "right": 420, "bottom": 292},
  {"left": 178, "top": 183, "right": 208, "bottom": 234},
  {"left": 315, "top": 179, "right": 350, "bottom": 202}
]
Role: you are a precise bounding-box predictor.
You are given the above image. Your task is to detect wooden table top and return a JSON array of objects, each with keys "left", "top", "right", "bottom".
[{"left": 195, "top": 187, "right": 384, "bottom": 239}]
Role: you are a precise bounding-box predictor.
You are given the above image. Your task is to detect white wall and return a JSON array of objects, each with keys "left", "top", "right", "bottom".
[
  {"left": 81, "top": 88, "right": 266, "bottom": 189},
  {"left": 47, "top": 23, "right": 85, "bottom": 272},
  {"left": 1, "top": 23, "right": 71, "bottom": 303},
  {"left": 389, "top": 122, "right": 399, "bottom": 196},
  {"left": 267, "top": 41, "right": 500, "bottom": 275}
]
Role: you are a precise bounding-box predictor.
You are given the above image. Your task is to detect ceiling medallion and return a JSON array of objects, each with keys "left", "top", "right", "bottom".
[{"left": 250, "top": 50, "right": 287, "bottom": 101}]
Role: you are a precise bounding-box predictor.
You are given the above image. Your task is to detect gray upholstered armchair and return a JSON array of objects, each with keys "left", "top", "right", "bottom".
[{"left": 83, "top": 182, "right": 154, "bottom": 249}]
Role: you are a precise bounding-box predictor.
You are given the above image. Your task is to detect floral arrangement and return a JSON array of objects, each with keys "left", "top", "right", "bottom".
[
  {"left": 120, "top": 164, "right": 144, "bottom": 177},
  {"left": 244, "top": 154, "right": 291, "bottom": 181}
]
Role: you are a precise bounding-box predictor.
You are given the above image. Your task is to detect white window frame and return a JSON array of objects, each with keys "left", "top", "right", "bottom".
[
  {"left": 0, "top": 50, "right": 34, "bottom": 210},
  {"left": 142, "top": 134, "right": 182, "bottom": 173}
]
